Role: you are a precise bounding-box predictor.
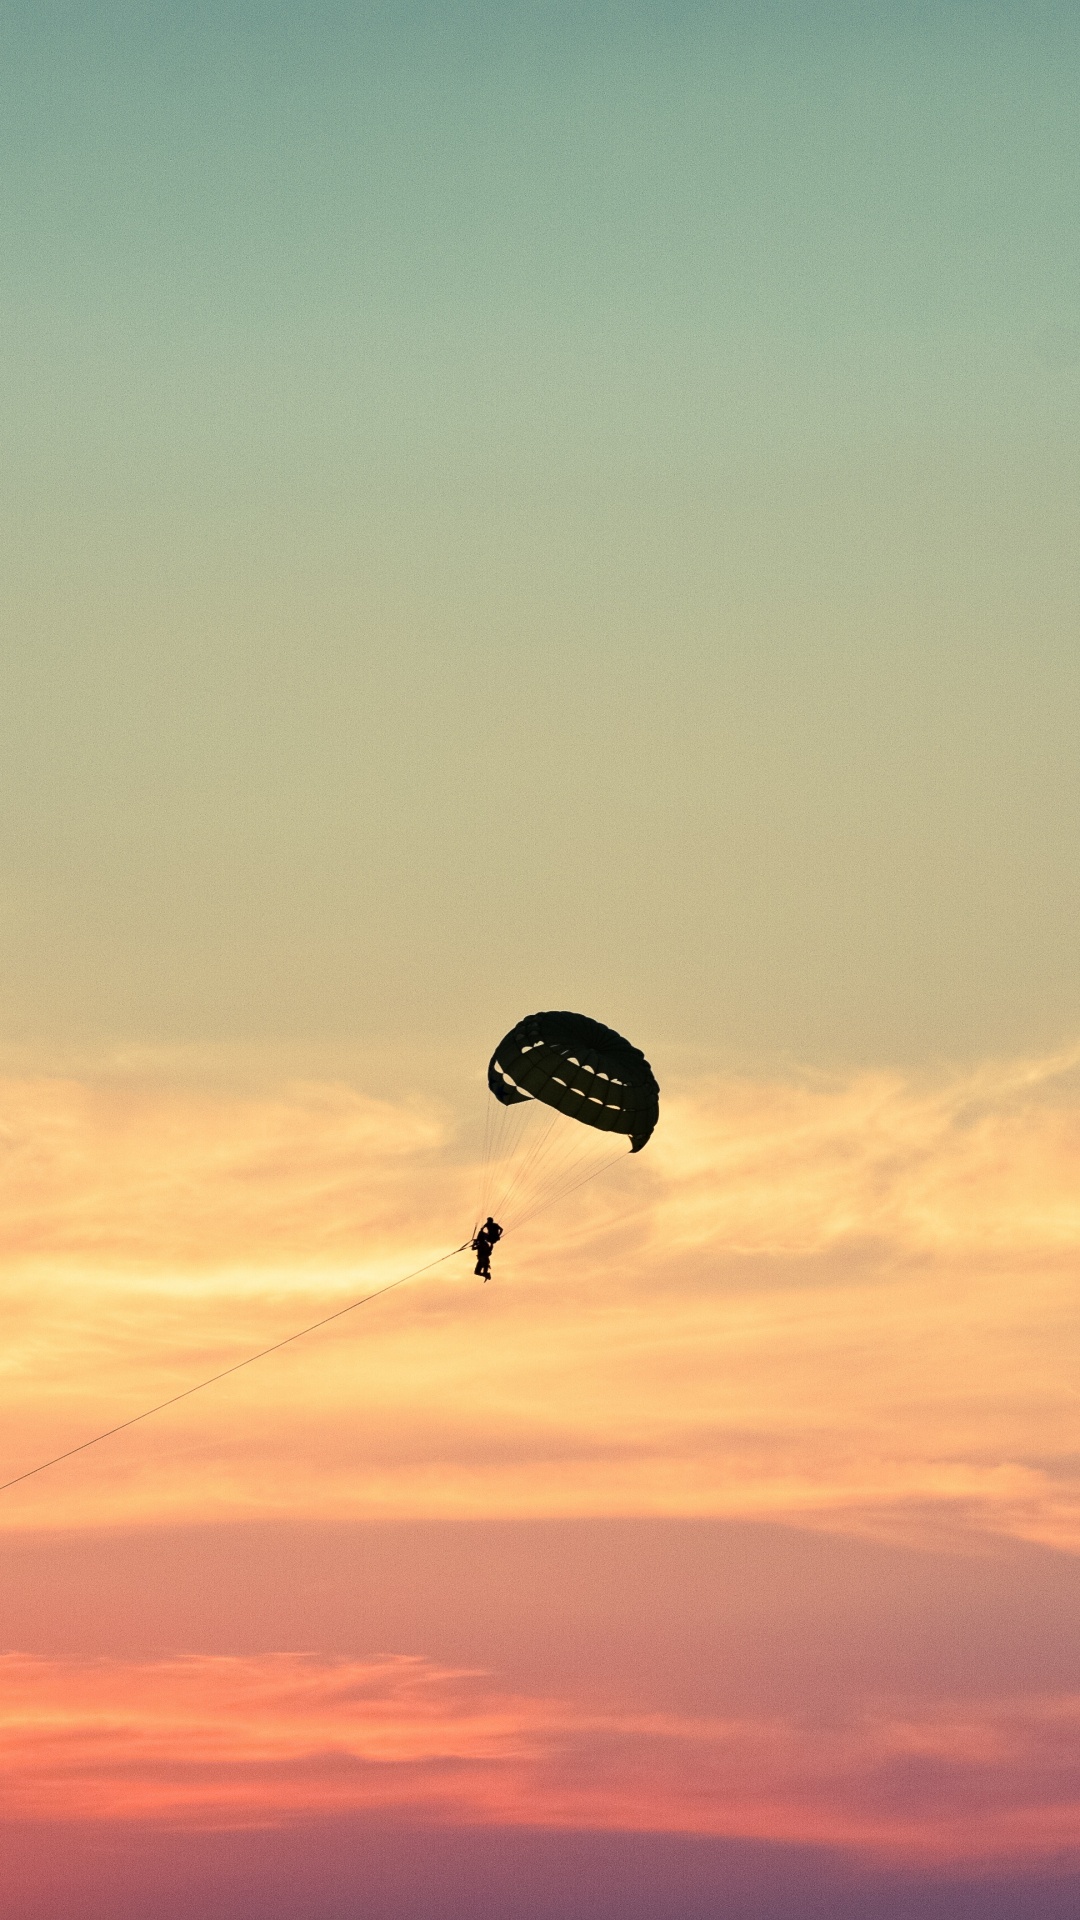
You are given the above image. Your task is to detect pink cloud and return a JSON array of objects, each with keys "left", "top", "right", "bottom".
[{"left": 0, "top": 1652, "right": 1077, "bottom": 1867}]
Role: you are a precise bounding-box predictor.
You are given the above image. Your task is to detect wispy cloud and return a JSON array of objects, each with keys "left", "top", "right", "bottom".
[
  {"left": 0, "top": 1652, "right": 1077, "bottom": 1866},
  {"left": 650, "top": 1048, "right": 1080, "bottom": 1259},
  {"left": 0, "top": 1072, "right": 452, "bottom": 1268},
  {"left": 0, "top": 1052, "right": 1077, "bottom": 1546}
]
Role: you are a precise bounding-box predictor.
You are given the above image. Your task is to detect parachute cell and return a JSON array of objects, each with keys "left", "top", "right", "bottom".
[{"left": 487, "top": 1010, "right": 659, "bottom": 1153}]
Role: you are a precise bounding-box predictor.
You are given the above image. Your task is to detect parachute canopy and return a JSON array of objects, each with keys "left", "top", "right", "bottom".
[{"left": 488, "top": 1011, "right": 659, "bottom": 1153}]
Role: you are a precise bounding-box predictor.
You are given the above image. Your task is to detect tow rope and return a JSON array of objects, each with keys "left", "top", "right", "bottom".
[{"left": 0, "top": 1240, "right": 473, "bottom": 1496}]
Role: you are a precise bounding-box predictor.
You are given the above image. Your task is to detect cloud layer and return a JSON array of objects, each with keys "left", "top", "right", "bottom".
[
  {"left": 1, "top": 1650, "right": 1078, "bottom": 1867},
  {"left": 1, "top": 1051, "right": 1078, "bottom": 1543},
  {"left": 1, "top": 1050, "right": 1079, "bottom": 1892},
  {"left": 0, "top": 1052, "right": 1068, "bottom": 1543}
]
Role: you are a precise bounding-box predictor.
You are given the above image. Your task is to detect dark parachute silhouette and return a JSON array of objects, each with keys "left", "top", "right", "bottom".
[
  {"left": 488, "top": 1011, "right": 659, "bottom": 1152},
  {"left": 475, "top": 1012, "right": 659, "bottom": 1240}
]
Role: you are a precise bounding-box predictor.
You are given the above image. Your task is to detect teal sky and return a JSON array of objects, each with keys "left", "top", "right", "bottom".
[{"left": 3, "top": 0, "right": 1079, "bottom": 1072}]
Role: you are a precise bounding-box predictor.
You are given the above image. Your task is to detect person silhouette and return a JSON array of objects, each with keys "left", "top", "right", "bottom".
[{"left": 472, "top": 1217, "right": 503, "bottom": 1280}]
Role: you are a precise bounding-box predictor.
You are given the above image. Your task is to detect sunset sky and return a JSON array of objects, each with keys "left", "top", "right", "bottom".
[{"left": 3, "top": 3, "right": 1080, "bottom": 1916}]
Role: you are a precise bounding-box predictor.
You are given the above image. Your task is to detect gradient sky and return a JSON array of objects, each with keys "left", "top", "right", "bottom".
[
  {"left": 2, "top": 3, "right": 1080, "bottom": 1916},
  {"left": 4, "top": 0, "right": 1080, "bottom": 1069}
]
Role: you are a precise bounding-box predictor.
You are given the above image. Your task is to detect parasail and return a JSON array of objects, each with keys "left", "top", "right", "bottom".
[
  {"left": 476, "top": 1011, "right": 659, "bottom": 1235},
  {"left": 488, "top": 1010, "right": 659, "bottom": 1150}
]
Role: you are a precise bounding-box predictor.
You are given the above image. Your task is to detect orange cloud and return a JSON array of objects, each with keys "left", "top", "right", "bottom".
[
  {"left": 0, "top": 1071, "right": 451, "bottom": 1268},
  {"left": 651, "top": 1047, "right": 1080, "bottom": 1260},
  {"left": 0, "top": 1050, "right": 1078, "bottom": 1548},
  {"left": 0, "top": 1652, "right": 1076, "bottom": 1867}
]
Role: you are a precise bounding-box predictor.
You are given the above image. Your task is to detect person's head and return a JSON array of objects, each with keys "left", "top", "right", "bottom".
[{"left": 485, "top": 1216, "right": 496, "bottom": 1227}]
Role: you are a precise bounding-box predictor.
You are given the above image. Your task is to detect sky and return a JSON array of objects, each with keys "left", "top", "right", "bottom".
[{"left": 2, "top": 2, "right": 1080, "bottom": 1915}]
